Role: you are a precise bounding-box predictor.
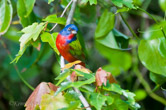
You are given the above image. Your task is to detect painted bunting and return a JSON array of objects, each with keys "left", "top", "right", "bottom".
[{"left": 56, "top": 24, "right": 86, "bottom": 66}]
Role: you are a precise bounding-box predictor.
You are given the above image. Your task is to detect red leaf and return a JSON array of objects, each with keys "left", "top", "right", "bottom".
[
  {"left": 25, "top": 82, "right": 58, "bottom": 110},
  {"left": 95, "top": 67, "right": 116, "bottom": 87}
]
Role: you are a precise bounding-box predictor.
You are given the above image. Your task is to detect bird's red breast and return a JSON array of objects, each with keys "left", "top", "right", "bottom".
[{"left": 56, "top": 33, "right": 85, "bottom": 66}]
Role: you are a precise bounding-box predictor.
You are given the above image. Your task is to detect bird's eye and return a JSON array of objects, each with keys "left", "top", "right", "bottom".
[{"left": 68, "top": 27, "right": 72, "bottom": 31}]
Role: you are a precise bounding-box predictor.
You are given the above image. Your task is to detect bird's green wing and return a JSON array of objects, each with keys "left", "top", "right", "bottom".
[{"left": 69, "top": 38, "right": 85, "bottom": 62}]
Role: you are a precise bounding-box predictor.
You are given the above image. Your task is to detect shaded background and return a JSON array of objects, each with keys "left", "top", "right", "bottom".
[{"left": 0, "top": 0, "right": 166, "bottom": 110}]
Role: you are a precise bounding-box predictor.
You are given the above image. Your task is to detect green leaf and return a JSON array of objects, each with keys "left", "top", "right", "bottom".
[
  {"left": 103, "top": 64, "right": 121, "bottom": 76},
  {"left": 107, "top": 96, "right": 129, "bottom": 110},
  {"left": 71, "top": 69, "right": 93, "bottom": 79},
  {"left": 96, "top": 42, "right": 132, "bottom": 72},
  {"left": 138, "top": 38, "right": 166, "bottom": 77},
  {"left": 106, "top": 96, "right": 114, "bottom": 105},
  {"left": 81, "top": 0, "right": 97, "bottom": 5},
  {"left": 89, "top": 0, "right": 97, "bottom": 5},
  {"left": 24, "top": 0, "right": 36, "bottom": 17},
  {"left": 112, "top": 0, "right": 136, "bottom": 9},
  {"left": 158, "top": 37, "right": 166, "bottom": 57},
  {"left": 48, "top": 0, "right": 54, "bottom": 4},
  {"left": 17, "top": 0, "right": 36, "bottom": 27},
  {"left": 150, "top": 72, "right": 166, "bottom": 85},
  {"left": 95, "top": 10, "right": 115, "bottom": 39},
  {"left": 10, "top": 44, "right": 28, "bottom": 63},
  {"left": 55, "top": 69, "right": 70, "bottom": 86},
  {"left": 43, "top": 14, "right": 66, "bottom": 25},
  {"left": 96, "top": 31, "right": 119, "bottom": 49},
  {"left": 116, "top": 7, "right": 130, "bottom": 13},
  {"left": 55, "top": 75, "right": 95, "bottom": 95},
  {"left": 143, "top": 21, "right": 166, "bottom": 40},
  {"left": 4, "top": 27, "right": 21, "bottom": 42},
  {"left": 11, "top": 22, "right": 45, "bottom": 63},
  {"left": 89, "top": 93, "right": 107, "bottom": 110},
  {"left": 159, "top": 0, "right": 166, "bottom": 11},
  {"left": 0, "top": 0, "right": 13, "bottom": 35},
  {"left": 103, "top": 83, "right": 123, "bottom": 94},
  {"left": 41, "top": 32, "right": 59, "bottom": 55},
  {"left": 134, "top": 89, "right": 147, "bottom": 101}
]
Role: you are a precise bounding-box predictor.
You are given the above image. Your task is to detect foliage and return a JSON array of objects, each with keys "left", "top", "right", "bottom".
[{"left": 0, "top": 0, "right": 166, "bottom": 110}]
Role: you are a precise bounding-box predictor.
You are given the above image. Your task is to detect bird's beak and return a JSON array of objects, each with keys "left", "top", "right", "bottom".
[{"left": 71, "top": 30, "right": 77, "bottom": 34}]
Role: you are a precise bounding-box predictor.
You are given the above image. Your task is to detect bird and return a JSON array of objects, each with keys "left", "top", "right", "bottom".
[{"left": 56, "top": 24, "right": 86, "bottom": 66}]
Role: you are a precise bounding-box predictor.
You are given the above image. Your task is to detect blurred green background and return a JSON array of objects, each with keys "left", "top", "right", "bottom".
[{"left": 0, "top": 0, "right": 166, "bottom": 110}]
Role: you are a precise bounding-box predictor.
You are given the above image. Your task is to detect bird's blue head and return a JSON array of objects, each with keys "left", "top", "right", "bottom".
[{"left": 59, "top": 24, "right": 78, "bottom": 36}]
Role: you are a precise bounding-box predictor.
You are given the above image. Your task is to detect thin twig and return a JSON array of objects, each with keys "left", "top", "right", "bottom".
[
  {"left": 0, "top": 38, "right": 34, "bottom": 90},
  {"left": 58, "top": 0, "right": 92, "bottom": 109},
  {"left": 50, "top": 0, "right": 73, "bottom": 32},
  {"left": 138, "top": 7, "right": 166, "bottom": 38},
  {"left": 119, "top": 12, "right": 140, "bottom": 40}
]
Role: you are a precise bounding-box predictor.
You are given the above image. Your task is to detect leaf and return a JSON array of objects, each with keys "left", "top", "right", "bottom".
[
  {"left": 40, "top": 32, "right": 59, "bottom": 55},
  {"left": 112, "top": 0, "right": 136, "bottom": 9},
  {"left": 89, "top": 93, "right": 107, "bottom": 110},
  {"left": 95, "top": 10, "right": 115, "bottom": 39},
  {"left": 11, "top": 23, "right": 45, "bottom": 63},
  {"left": 81, "top": 0, "right": 97, "bottom": 5},
  {"left": 103, "top": 83, "right": 140, "bottom": 109},
  {"left": 41, "top": 91, "right": 68, "bottom": 110},
  {"left": 143, "top": 21, "right": 166, "bottom": 40},
  {"left": 25, "top": 82, "right": 58, "bottom": 110},
  {"left": 17, "top": 0, "right": 36, "bottom": 27},
  {"left": 103, "top": 83, "right": 123, "bottom": 94},
  {"left": 10, "top": 44, "right": 28, "bottom": 63},
  {"left": 48, "top": 0, "right": 54, "bottom": 4},
  {"left": 134, "top": 89, "right": 147, "bottom": 101},
  {"left": 159, "top": 0, "right": 166, "bottom": 11},
  {"left": 20, "top": 22, "right": 45, "bottom": 50},
  {"left": 55, "top": 75, "right": 95, "bottom": 95},
  {"left": 150, "top": 72, "right": 166, "bottom": 85},
  {"left": 70, "top": 64, "right": 91, "bottom": 82},
  {"left": 138, "top": 38, "right": 166, "bottom": 77},
  {"left": 4, "top": 27, "right": 21, "bottom": 42},
  {"left": 0, "top": 0, "right": 13, "bottom": 35},
  {"left": 89, "top": 0, "right": 97, "bottom": 5},
  {"left": 24, "top": 0, "right": 36, "bottom": 17},
  {"left": 62, "top": 60, "right": 82, "bottom": 70},
  {"left": 43, "top": 14, "right": 66, "bottom": 25},
  {"left": 55, "top": 69, "right": 71, "bottom": 86},
  {"left": 116, "top": 7, "right": 130, "bottom": 13},
  {"left": 63, "top": 90, "right": 81, "bottom": 110},
  {"left": 95, "top": 42, "right": 132, "bottom": 72},
  {"left": 95, "top": 67, "right": 116, "bottom": 86}
]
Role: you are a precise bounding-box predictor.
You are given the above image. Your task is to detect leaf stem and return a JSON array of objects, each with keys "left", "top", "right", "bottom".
[
  {"left": 138, "top": 7, "right": 166, "bottom": 38},
  {"left": 119, "top": 13, "right": 140, "bottom": 40},
  {"left": 134, "top": 68, "right": 166, "bottom": 105},
  {"left": 0, "top": 38, "right": 34, "bottom": 91}
]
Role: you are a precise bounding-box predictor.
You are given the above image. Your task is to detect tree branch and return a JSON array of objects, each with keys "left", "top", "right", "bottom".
[{"left": 58, "top": 0, "right": 92, "bottom": 109}]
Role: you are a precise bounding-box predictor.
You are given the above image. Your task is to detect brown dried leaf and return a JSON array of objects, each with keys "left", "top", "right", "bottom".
[
  {"left": 95, "top": 67, "right": 116, "bottom": 87},
  {"left": 62, "top": 60, "right": 82, "bottom": 70},
  {"left": 25, "top": 82, "right": 58, "bottom": 110},
  {"left": 107, "top": 72, "right": 117, "bottom": 84},
  {"left": 71, "top": 64, "right": 91, "bottom": 82}
]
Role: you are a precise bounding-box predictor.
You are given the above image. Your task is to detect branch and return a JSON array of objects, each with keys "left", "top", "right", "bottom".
[
  {"left": 119, "top": 13, "right": 140, "bottom": 40},
  {"left": 0, "top": 37, "right": 34, "bottom": 90},
  {"left": 138, "top": 8, "right": 166, "bottom": 38},
  {"left": 50, "top": 0, "right": 73, "bottom": 32},
  {"left": 58, "top": 0, "right": 92, "bottom": 109}
]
